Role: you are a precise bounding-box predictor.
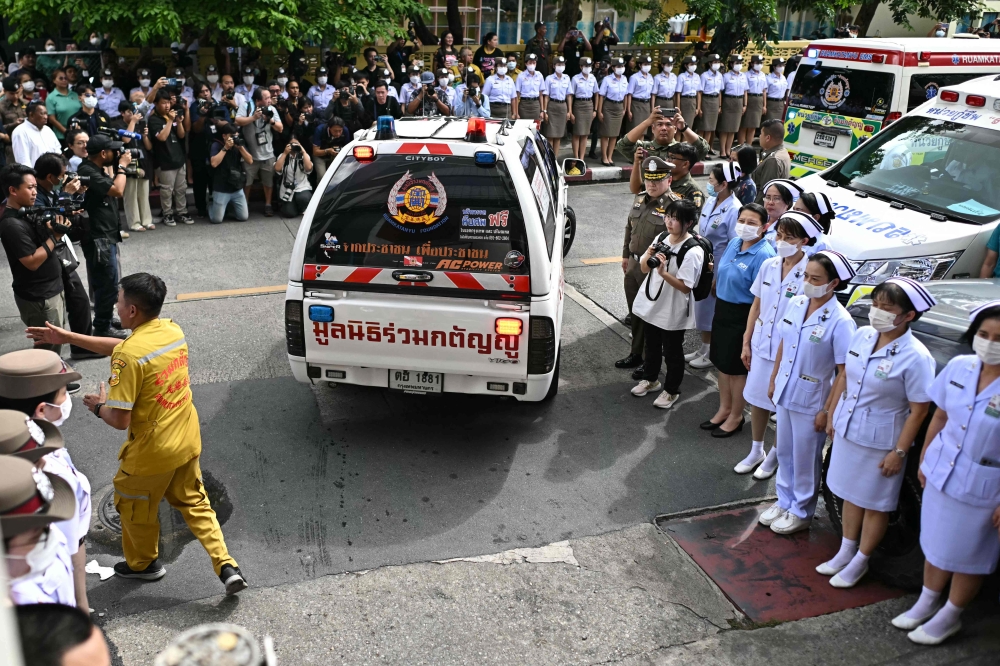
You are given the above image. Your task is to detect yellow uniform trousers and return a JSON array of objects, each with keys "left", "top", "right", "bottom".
[{"left": 113, "top": 456, "right": 236, "bottom": 576}]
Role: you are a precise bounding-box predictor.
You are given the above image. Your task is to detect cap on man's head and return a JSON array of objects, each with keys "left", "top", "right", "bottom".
[
  {"left": 0, "top": 410, "right": 64, "bottom": 462},
  {"left": 420, "top": 71, "right": 435, "bottom": 85},
  {"left": 525, "top": 53, "right": 538, "bottom": 62},
  {"left": 642, "top": 156, "right": 674, "bottom": 181},
  {"left": 243, "top": 66, "right": 253, "bottom": 74},
  {"left": 206, "top": 64, "right": 218, "bottom": 73},
  {"left": 580, "top": 57, "right": 593, "bottom": 66},
  {"left": 534, "top": 21, "right": 544, "bottom": 30},
  {"left": 85, "top": 134, "right": 122, "bottom": 155},
  {"left": 2, "top": 77, "right": 19, "bottom": 93},
  {"left": 0, "top": 457, "right": 76, "bottom": 536},
  {"left": 0, "top": 350, "right": 81, "bottom": 400},
  {"left": 102, "top": 68, "right": 113, "bottom": 77}
]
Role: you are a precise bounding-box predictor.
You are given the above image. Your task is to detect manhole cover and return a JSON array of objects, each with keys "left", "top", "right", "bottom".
[{"left": 98, "top": 488, "right": 121, "bottom": 533}]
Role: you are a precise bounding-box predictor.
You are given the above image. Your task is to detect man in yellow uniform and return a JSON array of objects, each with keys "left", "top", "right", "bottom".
[{"left": 26, "top": 272, "right": 247, "bottom": 595}]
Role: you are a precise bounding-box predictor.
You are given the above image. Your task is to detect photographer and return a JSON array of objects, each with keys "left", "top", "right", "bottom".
[
  {"left": 33, "top": 153, "right": 99, "bottom": 358},
  {"left": 559, "top": 28, "right": 592, "bottom": 78},
  {"left": 148, "top": 89, "right": 191, "bottom": 226},
  {"left": 291, "top": 98, "right": 317, "bottom": 156},
  {"left": 215, "top": 75, "right": 246, "bottom": 124},
  {"left": 208, "top": 124, "right": 252, "bottom": 224},
  {"left": 311, "top": 117, "right": 349, "bottom": 180},
  {"left": 282, "top": 81, "right": 304, "bottom": 124},
  {"left": 387, "top": 35, "right": 420, "bottom": 85},
  {"left": 110, "top": 101, "right": 154, "bottom": 231},
  {"left": 405, "top": 71, "right": 451, "bottom": 117},
  {"left": 363, "top": 80, "right": 402, "bottom": 122},
  {"left": 306, "top": 67, "right": 334, "bottom": 120},
  {"left": 67, "top": 83, "right": 110, "bottom": 137},
  {"left": 187, "top": 83, "right": 215, "bottom": 218},
  {"left": 0, "top": 163, "right": 67, "bottom": 353},
  {"left": 452, "top": 72, "right": 490, "bottom": 118},
  {"left": 592, "top": 18, "right": 619, "bottom": 63},
  {"left": 329, "top": 80, "right": 368, "bottom": 133},
  {"left": 274, "top": 137, "right": 313, "bottom": 217},
  {"left": 236, "top": 87, "right": 283, "bottom": 216},
  {"left": 451, "top": 48, "right": 484, "bottom": 86}
]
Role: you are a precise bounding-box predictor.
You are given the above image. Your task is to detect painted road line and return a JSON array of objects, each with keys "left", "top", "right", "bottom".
[
  {"left": 563, "top": 284, "right": 630, "bottom": 343},
  {"left": 580, "top": 256, "right": 624, "bottom": 265},
  {"left": 175, "top": 285, "right": 287, "bottom": 301}
]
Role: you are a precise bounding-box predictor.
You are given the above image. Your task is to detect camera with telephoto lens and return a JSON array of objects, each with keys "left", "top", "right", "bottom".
[
  {"left": 196, "top": 98, "right": 214, "bottom": 116},
  {"left": 646, "top": 241, "right": 674, "bottom": 269},
  {"left": 22, "top": 206, "right": 73, "bottom": 237},
  {"left": 97, "top": 129, "right": 141, "bottom": 174}
]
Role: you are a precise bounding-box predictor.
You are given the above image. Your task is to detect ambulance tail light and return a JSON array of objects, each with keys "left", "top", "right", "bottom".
[
  {"left": 939, "top": 90, "right": 960, "bottom": 102},
  {"left": 966, "top": 94, "right": 986, "bottom": 107},
  {"left": 871, "top": 54, "right": 885, "bottom": 64},
  {"left": 527, "top": 316, "right": 556, "bottom": 374},
  {"left": 918, "top": 51, "right": 932, "bottom": 62},
  {"left": 884, "top": 111, "right": 902, "bottom": 125},
  {"left": 495, "top": 317, "right": 523, "bottom": 336},
  {"left": 285, "top": 300, "right": 306, "bottom": 357},
  {"left": 353, "top": 145, "right": 375, "bottom": 161},
  {"left": 466, "top": 117, "right": 487, "bottom": 143}
]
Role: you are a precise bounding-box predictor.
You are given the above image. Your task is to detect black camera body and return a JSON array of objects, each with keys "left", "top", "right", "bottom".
[
  {"left": 290, "top": 143, "right": 302, "bottom": 154},
  {"left": 646, "top": 242, "right": 673, "bottom": 269}
]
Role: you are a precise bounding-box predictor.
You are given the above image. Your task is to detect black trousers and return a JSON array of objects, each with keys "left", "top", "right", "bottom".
[
  {"left": 62, "top": 268, "right": 93, "bottom": 356},
  {"left": 279, "top": 190, "right": 312, "bottom": 218},
  {"left": 190, "top": 159, "right": 212, "bottom": 215},
  {"left": 82, "top": 241, "right": 119, "bottom": 332},
  {"left": 642, "top": 324, "right": 685, "bottom": 394}
]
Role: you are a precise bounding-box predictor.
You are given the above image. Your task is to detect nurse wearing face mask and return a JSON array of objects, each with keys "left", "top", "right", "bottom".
[
  {"left": 819, "top": 277, "right": 936, "bottom": 590},
  {"left": 1, "top": 456, "right": 78, "bottom": 607},
  {"left": 737, "top": 211, "right": 822, "bottom": 479},
  {"left": 792, "top": 190, "right": 835, "bottom": 254},
  {"left": 762, "top": 58, "right": 788, "bottom": 123},
  {"left": 762, "top": 251, "right": 857, "bottom": 535},
  {"left": 675, "top": 55, "right": 703, "bottom": 128},
  {"left": 625, "top": 55, "right": 655, "bottom": 134},
  {"left": 717, "top": 55, "right": 748, "bottom": 159},
  {"left": 596, "top": 57, "right": 629, "bottom": 166},
  {"left": 698, "top": 54, "right": 724, "bottom": 153},
  {"left": 890, "top": 300, "right": 1000, "bottom": 645},
  {"left": 739, "top": 55, "right": 767, "bottom": 147}
]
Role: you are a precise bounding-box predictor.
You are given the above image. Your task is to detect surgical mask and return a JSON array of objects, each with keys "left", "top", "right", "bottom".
[
  {"left": 555, "top": 65, "right": 566, "bottom": 74},
  {"left": 83, "top": 95, "right": 98, "bottom": 109},
  {"left": 735, "top": 222, "right": 761, "bottom": 241},
  {"left": 705, "top": 182, "right": 717, "bottom": 198},
  {"left": 22, "top": 81, "right": 35, "bottom": 92},
  {"left": 732, "top": 64, "right": 742, "bottom": 73},
  {"left": 775, "top": 240, "right": 802, "bottom": 258},
  {"left": 102, "top": 79, "right": 113, "bottom": 89},
  {"left": 868, "top": 307, "right": 901, "bottom": 333},
  {"left": 45, "top": 44, "right": 55, "bottom": 52},
  {"left": 508, "top": 61, "right": 517, "bottom": 69},
  {"left": 438, "top": 78, "right": 449, "bottom": 87},
  {"left": 496, "top": 66, "right": 508, "bottom": 75},
  {"left": 9, "top": 529, "right": 61, "bottom": 584},
  {"left": 276, "top": 77, "right": 287, "bottom": 86},
  {"left": 641, "top": 65, "right": 651, "bottom": 73},
  {"left": 614, "top": 67, "right": 625, "bottom": 76},
  {"left": 774, "top": 66, "right": 784, "bottom": 74},
  {"left": 687, "top": 65, "right": 697, "bottom": 73},
  {"left": 581, "top": 67, "right": 592, "bottom": 75},
  {"left": 139, "top": 78, "right": 151, "bottom": 88},
  {"left": 448, "top": 73, "right": 455, "bottom": 83},
  {"left": 243, "top": 76, "right": 254, "bottom": 86},
  {"left": 753, "top": 63, "right": 763, "bottom": 72},
  {"left": 44, "top": 393, "right": 73, "bottom": 427},
  {"left": 527, "top": 64, "right": 536, "bottom": 72},
  {"left": 317, "top": 76, "right": 328, "bottom": 85},
  {"left": 410, "top": 75, "right": 420, "bottom": 85},
  {"left": 90, "top": 37, "right": 101, "bottom": 46},
  {"left": 802, "top": 281, "right": 832, "bottom": 299},
  {"left": 711, "top": 63, "right": 721, "bottom": 72},
  {"left": 935, "top": 30, "right": 945, "bottom": 37},
  {"left": 972, "top": 336, "right": 1000, "bottom": 365},
  {"left": 80, "top": 70, "right": 88, "bottom": 79}
]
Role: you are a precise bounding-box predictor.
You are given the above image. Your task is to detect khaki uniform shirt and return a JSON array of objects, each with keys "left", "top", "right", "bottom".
[
  {"left": 751, "top": 146, "right": 791, "bottom": 202},
  {"left": 525, "top": 37, "right": 553, "bottom": 76},
  {"left": 623, "top": 190, "right": 680, "bottom": 280},
  {"left": 615, "top": 133, "right": 710, "bottom": 165},
  {"left": 670, "top": 172, "right": 706, "bottom": 210},
  {"left": 0, "top": 96, "right": 28, "bottom": 163}
]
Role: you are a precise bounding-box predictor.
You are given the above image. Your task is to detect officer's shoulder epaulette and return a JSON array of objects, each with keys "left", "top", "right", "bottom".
[{"left": 665, "top": 192, "right": 681, "bottom": 202}]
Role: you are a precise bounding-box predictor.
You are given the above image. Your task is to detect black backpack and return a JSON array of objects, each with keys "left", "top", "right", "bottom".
[{"left": 646, "top": 231, "right": 714, "bottom": 302}]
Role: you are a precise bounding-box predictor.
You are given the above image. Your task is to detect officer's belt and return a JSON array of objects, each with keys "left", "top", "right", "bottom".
[
  {"left": 748, "top": 93, "right": 763, "bottom": 97},
  {"left": 723, "top": 94, "right": 743, "bottom": 98}
]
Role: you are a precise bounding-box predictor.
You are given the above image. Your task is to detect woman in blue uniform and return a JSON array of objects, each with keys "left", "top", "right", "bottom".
[
  {"left": 793, "top": 191, "right": 835, "bottom": 254},
  {"left": 891, "top": 300, "right": 1000, "bottom": 645},
  {"left": 596, "top": 57, "right": 628, "bottom": 166},
  {"left": 819, "top": 278, "right": 937, "bottom": 588},
  {"left": 689, "top": 162, "right": 742, "bottom": 371},
  {"left": 760, "top": 250, "right": 857, "bottom": 534},
  {"left": 735, "top": 211, "right": 822, "bottom": 477},
  {"left": 716, "top": 55, "right": 747, "bottom": 159}
]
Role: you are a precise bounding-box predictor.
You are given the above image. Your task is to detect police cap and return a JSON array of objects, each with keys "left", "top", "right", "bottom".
[
  {"left": 553, "top": 55, "right": 566, "bottom": 65},
  {"left": 525, "top": 53, "right": 538, "bottom": 62},
  {"left": 771, "top": 57, "right": 787, "bottom": 67},
  {"left": 660, "top": 55, "right": 675, "bottom": 66},
  {"left": 642, "top": 156, "right": 674, "bottom": 181},
  {"left": 610, "top": 57, "right": 625, "bottom": 67},
  {"left": 681, "top": 55, "right": 697, "bottom": 66},
  {"left": 579, "top": 56, "right": 593, "bottom": 66},
  {"left": 750, "top": 54, "right": 764, "bottom": 63},
  {"left": 729, "top": 54, "right": 744, "bottom": 64},
  {"left": 706, "top": 54, "right": 721, "bottom": 63},
  {"left": 638, "top": 55, "right": 652, "bottom": 65}
]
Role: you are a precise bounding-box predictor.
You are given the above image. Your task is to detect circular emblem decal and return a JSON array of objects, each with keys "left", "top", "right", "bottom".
[
  {"left": 403, "top": 185, "right": 432, "bottom": 213},
  {"left": 504, "top": 250, "right": 525, "bottom": 269},
  {"left": 385, "top": 170, "right": 450, "bottom": 232},
  {"left": 820, "top": 74, "right": 850, "bottom": 110},
  {"left": 924, "top": 82, "right": 939, "bottom": 100}
]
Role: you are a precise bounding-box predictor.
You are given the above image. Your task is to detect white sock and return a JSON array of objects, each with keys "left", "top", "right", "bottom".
[
  {"left": 836, "top": 550, "right": 869, "bottom": 584},
  {"left": 823, "top": 537, "right": 858, "bottom": 571},
  {"left": 920, "top": 600, "right": 963, "bottom": 638},
  {"left": 738, "top": 441, "right": 765, "bottom": 467},
  {"left": 698, "top": 343, "right": 710, "bottom": 357},
  {"left": 759, "top": 447, "right": 779, "bottom": 473},
  {"left": 905, "top": 586, "right": 942, "bottom": 621}
]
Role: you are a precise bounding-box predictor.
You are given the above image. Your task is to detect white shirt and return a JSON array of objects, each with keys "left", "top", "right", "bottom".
[
  {"left": 599, "top": 74, "right": 629, "bottom": 102},
  {"left": 627, "top": 72, "right": 655, "bottom": 100},
  {"left": 399, "top": 82, "right": 421, "bottom": 105},
  {"left": 746, "top": 70, "right": 768, "bottom": 95},
  {"left": 570, "top": 73, "right": 599, "bottom": 99},
  {"left": 785, "top": 70, "right": 798, "bottom": 98},
  {"left": 653, "top": 72, "right": 677, "bottom": 99},
  {"left": 700, "top": 71, "right": 724, "bottom": 95},
  {"left": 515, "top": 71, "right": 544, "bottom": 98},
  {"left": 677, "top": 71, "right": 702, "bottom": 96},
  {"left": 543, "top": 73, "right": 571, "bottom": 101},
  {"left": 749, "top": 254, "right": 808, "bottom": 361},
  {"left": 44, "top": 449, "right": 92, "bottom": 555},
  {"left": 483, "top": 75, "right": 516, "bottom": 104},
  {"left": 9, "top": 526, "right": 76, "bottom": 606},
  {"left": 722, "top": 71, "right": 748, "bottom": 96},
  {"left": 632, "top": 234, "right": 704, "bottom": 331},
  {"left": 766, "top": 72, "right": 788, "bottom": 98},
  {"left": 11, "top": 121, "right": 62, "bottom": 167}
]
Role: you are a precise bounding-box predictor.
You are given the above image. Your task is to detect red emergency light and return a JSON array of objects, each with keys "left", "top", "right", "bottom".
[
  {"left": 966, "top": 94, "right": 986, "bottom": 107},
  {"left": 353, "top": 145, "right": 375, "bottom": 161},
  {"left": 467, "top": 117, "right": 487, "bottom": 143},
  {"left": 871, "top": 54, "right": 885, "bottom": 64},
  {"left": 939, "top": 90, "right": 960, "bottom": 102}
]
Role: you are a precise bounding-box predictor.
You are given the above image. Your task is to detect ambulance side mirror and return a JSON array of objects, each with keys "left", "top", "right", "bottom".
[{"left": 563, "top": 158, "right": 586, "bottom": 178}]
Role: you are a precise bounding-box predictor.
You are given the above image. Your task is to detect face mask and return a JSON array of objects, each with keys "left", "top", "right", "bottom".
[
  {"left": 732, "top": 64, "right": 742, "bottom": 73},
  {"left": 711, "top": 63, "right": 721, "bottom": 72},
  {"left": 581, "top": 67, "right": 592, "bottom": 75},
  {"left": 496, "top": 66, "right": 508, "bottom": 76},
  {"left": 935, "top": 30, "right": 945, "bottom": 37},
  {"left": 273, "top": 77, "right": 286, "bottom": 87},
  {"left": 22, "top": 81, "right": 35, "bottom": 92},
  {"left": 641, "top": 65, "right": 651, "bottom": 73},
  {"left": 774, "top": 66, "right": 784, "bottom": 74},
  {"left": 83, "top": 95, "right": 98, "bottom": 109},
  {"left": 102, "top": 79, "right": 113, "bottom": 89},
  {"left": 139, "top": 78, "right": 151, "bottom": 88},
  {"left": 243, "top": 76, "right": 254, "bottom": 86},
  {"left": 973, "top": 336, "right": 1000, "bottom": 365},
  {"left": 705, "top": 182, "right": 717, "bottom": 198},
  {"left": 410, "top": 75, "right": 420, "bottom": 85},
  {"left": 753, "top": 63, "right": 763, "bottom": 72},
  {"left": 438, "top": 78, "right": 449, "bottom": 87},
  {"left": 508, "top": 62, "right": 517, "bottom": 69},
  {"left": 775, "top": 239, "right": 802, "bottom": 258},
  {"left": 448, "top": 72, "right": 455, "bottom": 83},
  {"left": 555, "top": 65, "right": 565, "bottom": 74},
  {"left": 614, "top": 67, "right": 625, "bottom": 76},
  {"left": 9, "top": 529, "right": 61, "bottom": 584},
  {"left": 735, "top": 222, "right": 761, "bottom": 241},
  {"left": 527, "top": 64, "right": 536, "bottom": 72},
  {"left": 317, "top": 76, "right": 328, "bottom": 85},
  {"left": 44, "top": 393, "right": 73, "bottom": 427},
  {"left": 803, "top": 281, "right": 832, "bottom": 299},
  {"left": 868, "top": 307, "right": 901, "bottom": 333},
  {"left": 45, "top": 45, "right": 56, "bottom": 52},
  {"left": 687, "top": 65, "right": 697, "bottom": 73},
  {"left": 90, "top": 37, "right": 101, "bottom": 46}
]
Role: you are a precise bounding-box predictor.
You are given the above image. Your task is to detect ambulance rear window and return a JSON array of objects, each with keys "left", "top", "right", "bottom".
[
  {"left": 790, "top": 65, "right": 893, "bottom": 118},
  {"left": 304, "top": 155, "right": 529, "bottom": 277}
]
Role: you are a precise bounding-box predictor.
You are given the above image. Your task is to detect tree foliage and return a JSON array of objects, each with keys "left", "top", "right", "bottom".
[{"left": 0, "top": 0, "right": 428, "bottom": 51}]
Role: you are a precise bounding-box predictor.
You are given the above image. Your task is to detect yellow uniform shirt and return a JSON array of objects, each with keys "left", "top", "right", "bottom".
[
  {"left": 106, "top": 318, "right": 201, "bottom": 475},
  {"left": 450, "top": 63, "right": 485, "bottom": 86}
]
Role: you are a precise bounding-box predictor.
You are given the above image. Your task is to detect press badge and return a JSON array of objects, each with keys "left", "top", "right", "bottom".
[
  {"left": 255, "top": 131, "right": 268, "bottom": 145},
  {"left": 874, "top": 359, "right": 893, "bottom": 380},
  {"left": 808, "top": 325, "right": 825, "bottom": 343},
  {"left": 986, "top": 395, "right": 1000, "bottom": 418}
]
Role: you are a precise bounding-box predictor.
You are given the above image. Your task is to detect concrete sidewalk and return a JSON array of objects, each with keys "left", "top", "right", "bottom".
[{"left": 98, "top": 524, "right": 1000, "bottom": 665}]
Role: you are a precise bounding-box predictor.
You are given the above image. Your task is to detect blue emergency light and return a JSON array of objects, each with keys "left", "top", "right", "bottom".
[
  {"left": 375, "top": 116, "right": 397, "bottom": 140},
  {"left": 474, "top": 151, "right": 497, "bottom": 166},
  {"left": 308, "top": 305, "right": 334, "bottom": 322}
]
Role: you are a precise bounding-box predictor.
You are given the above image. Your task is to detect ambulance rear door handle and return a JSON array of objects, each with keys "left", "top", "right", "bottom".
[{"left": 392, "top": 270, "right": 433, "bottom": 282}]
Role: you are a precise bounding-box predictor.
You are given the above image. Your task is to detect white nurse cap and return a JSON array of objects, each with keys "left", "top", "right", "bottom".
[
  {"left": 777, "top": 211, "right": 824, "bottom": 240},
  {"left": 884, "top": 277, "right": 937, "bottom": 313},
  {"left": 721, "top": 162, "right": 741, "bottom": 182},
  {"left": 814, "top": 249, "right": 856, "bottom": 282},
  {"left": 968, "top": 299, "right": 1000, "bottom": 322},
  {"left": 763, "top": 178, "right": 803, "bottom": 201}
]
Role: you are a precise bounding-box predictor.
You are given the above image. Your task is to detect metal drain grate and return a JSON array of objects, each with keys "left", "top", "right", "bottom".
[{"left": 98, "top": 488, "right": 122, "bottom": 533}]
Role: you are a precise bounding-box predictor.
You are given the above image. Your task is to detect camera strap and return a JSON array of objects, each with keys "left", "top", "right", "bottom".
[{"left": 644, "top": 231, "right": 670, "bottom": 302}]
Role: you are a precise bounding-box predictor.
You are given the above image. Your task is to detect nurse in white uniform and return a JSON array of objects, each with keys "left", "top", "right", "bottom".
[
  {"left": 819, "top": 278, "right": 937, "bottom": 589},
  {"left": 736, "top": 211, "right": 822, "bottom": 476},
  {"left": 891, "top": 300, "right": 1000, "bottom": 645},
  {"left": 793, "top": 191, "right": 835, "bottom": 255},
  {"left": 761, "top": 178, "right": 801, "bottom": 249},
  {"left": 689, "top": 161, "right": 742, "bottom": 370},
  {"left": 759, "top": 250, "right": 857, "bottom": 534}
]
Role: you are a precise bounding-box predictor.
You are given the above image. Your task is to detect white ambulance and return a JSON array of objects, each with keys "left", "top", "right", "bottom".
[
  {"left": 784, "top": 37, "right": 1000, "bottom": 177},
  {"left": 284, "top": 117, "right": 575, "bottom": 401},
  {"left": 795, "top": 74, "right": 1000, "bottom": 305}
]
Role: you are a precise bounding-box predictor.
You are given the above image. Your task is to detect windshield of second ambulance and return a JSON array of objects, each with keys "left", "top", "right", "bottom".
[
  {"left": 826, "top": 114, "right": 1000, "bottom": 224},
  {"left": 789, "top": 64, "right": 894, "bottom": 119}
]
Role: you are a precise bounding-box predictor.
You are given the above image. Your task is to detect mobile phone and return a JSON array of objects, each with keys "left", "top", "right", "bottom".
[{"left": 656, "top": 107, "right": 677, "bottom": 117}]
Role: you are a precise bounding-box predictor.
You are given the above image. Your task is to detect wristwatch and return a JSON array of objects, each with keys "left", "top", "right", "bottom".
[
  {"left": 93, "top": 402, "right": 104, "bottom": 418},
  {"left": 894, "top": 447, "right": 906, "bottom": 458}
]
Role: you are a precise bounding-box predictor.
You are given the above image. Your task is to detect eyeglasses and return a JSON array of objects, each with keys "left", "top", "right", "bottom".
[{"left": 762, "top": 195, "right": 785, "bottom": 204}]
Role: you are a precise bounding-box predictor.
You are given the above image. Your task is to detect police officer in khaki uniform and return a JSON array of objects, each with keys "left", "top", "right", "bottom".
[
  {"left": 666, "top": 142, "right": 706, "bottom": 210},
  {"left": 616, "top": 156, "right": 681, "bottom": 376}
]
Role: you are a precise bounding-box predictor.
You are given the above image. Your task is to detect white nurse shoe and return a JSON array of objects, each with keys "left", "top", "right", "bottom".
[
  {"left": 734, "top": 451, "right": 766, "bottom": 474},
  {"left": 688, "top": 354, "right": 714, "bottom": 369},
  {"left": 758, "top": 502, "right": 785, "bottom": 526},
  {"left": 907, "top": 622, "right": 961, "bottom": 645},
  {"left": 891, "top": 606, "right": 942, "bottom": 631},
  {"left": 830, "top": 563, "right": 868, "bottom": 588},
  {"left": 770, "top": 512, "right": 811, "bottom": 534}
]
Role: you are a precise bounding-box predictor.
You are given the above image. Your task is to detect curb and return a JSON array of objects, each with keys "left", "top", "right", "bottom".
[{"left": 565, "top": 159, "right": 713, "bottom": 185}]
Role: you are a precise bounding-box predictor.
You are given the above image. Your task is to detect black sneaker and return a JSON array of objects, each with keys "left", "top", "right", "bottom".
[
  {"left": 114, "top": 560, "right": 166, "bottom": 580},
  {"left": 614, "top": 353, "right": 643, "bottom": 369},
  {"left": 70, "top": 349, "right": 106, "bottom": 361},
  {"left": 219, "top": 564, "right": 248, "bottom": 596},
  {"left": 66, "top": 382, "right": 81, "bottom": 395},
  {"left": 95, "top": 328, "right": 128, "bottom": 340},
  {"left": 631, "top": 365, "right": 645, "bottom": 381}
]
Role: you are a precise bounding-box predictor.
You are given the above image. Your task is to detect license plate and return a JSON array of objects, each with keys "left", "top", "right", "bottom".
[
  {"left": 389, "top": 369, "right": 443, "bottom": 393},
  {"left": 814, "top": 131, "right": 837, "bottom": 148}
]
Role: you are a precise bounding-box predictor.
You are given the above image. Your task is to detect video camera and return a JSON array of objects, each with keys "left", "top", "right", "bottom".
[
  {"left": 20, "top": 205, "right": 74, "bottom": 237},
  {"left": 646, "top": 240, "right": 674, "bottom": 269},
  {"left": 97, "top": 128, "right": 141, "bottom": 175}
]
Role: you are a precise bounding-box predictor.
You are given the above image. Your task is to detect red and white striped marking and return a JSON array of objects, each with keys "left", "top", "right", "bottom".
[{"left": 303, "top": 264, "right": 529, "bottom": 293}]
